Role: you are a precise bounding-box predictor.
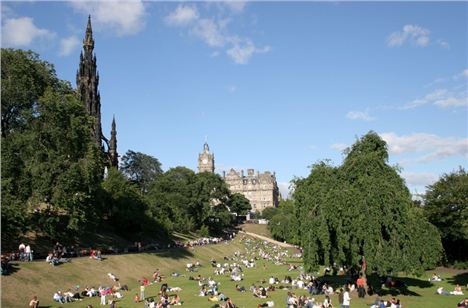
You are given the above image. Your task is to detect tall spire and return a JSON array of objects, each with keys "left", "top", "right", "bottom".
[
  {"left": 84, "top": 14, "right": 94, "bottom": 52},
  {"left": 109, "top": 115, "right": 118, "bottom": 168},
  {"left": 76, "top": 15, "right": 102, "bottom": 146}
]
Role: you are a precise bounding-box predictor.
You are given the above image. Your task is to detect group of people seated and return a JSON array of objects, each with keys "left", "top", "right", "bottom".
[
  {"left": 370, "top": 297, "right": 402, "bottom": 308},
  {"left": 53, "top": 290, "right": 81, "bottom": 304},
  {"left": 437, "top": 285, "right": 464, "bottom": 296},
  {"left": 46, "top": 252, "right": 70, "bottom": 266}
]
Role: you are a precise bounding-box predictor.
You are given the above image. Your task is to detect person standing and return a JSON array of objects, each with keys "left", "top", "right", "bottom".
[
  {"left": 100, "top": 288, "right": 106, "bottom": 306},
  {"left": 343, "top": 287, "right": 351, "bottom": 308},
  {"left": 140, "top": 283, "right": 145, "bottom": 301},
  {"left": 19, "top": 242, "right": 26, "bottom": 261},
  {"left": 25, "top": 244, "right": 32, "bottom": 262},
  {"left": 357, "top": 274, "right": 366, "bottom": 298}
]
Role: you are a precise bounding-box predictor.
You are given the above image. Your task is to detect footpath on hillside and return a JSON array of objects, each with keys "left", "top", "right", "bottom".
[{"left": 239, "top": 230, "right": 297, "bottom": 248}]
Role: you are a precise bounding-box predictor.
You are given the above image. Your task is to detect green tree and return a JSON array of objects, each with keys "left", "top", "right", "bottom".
[
  {"left": 268, "top": 200, "right": 296, "bottom": 242},
  {"left": 1, "top": 49, "right": 61, "bottom": 137},
  {"left": 293, "top": 132, "right": 443, "bottom": 274},
  {"left": 228, "top": 193, "right": 251, "bottom": 216},
  {"left": 1, "top": 50, "right": 104, "bottom": 244},
  {"left": 261, "top": 206, "right": 280, "bottom": 220},
  {"left": 121, "top": 150, "right": 163, "bottom": 193},
  {"left": 424, "top": 167, "right": 468, "bottom": 262},
  {"left": 101, "top": 168, "right": 148, "bottom": 235},
  {"left": 146, "top": 167, "right": 234, "bottom": 235}
]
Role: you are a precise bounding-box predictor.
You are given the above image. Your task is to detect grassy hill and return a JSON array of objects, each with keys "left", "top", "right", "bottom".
[
  {"left": 2, "top": 236, "right": 467, "bottom": 308},
  {"left": 240, "top": 223, "right": 272, "bottom": 238}
]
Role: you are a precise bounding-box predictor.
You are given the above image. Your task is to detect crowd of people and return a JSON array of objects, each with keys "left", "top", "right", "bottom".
[{"left": 16, "top": 233, "right": 468, "bottom": 308}]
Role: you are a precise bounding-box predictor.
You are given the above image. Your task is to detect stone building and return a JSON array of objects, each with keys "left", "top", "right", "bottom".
[
  {"left": 223, "top": 168, "right": 280, "bottom": 213},
  {"left": 76, "top": 15, "right": 118, "bottom": 168},
  {"left": 197, "top": 142, "right": 280, "bottom": 213}
]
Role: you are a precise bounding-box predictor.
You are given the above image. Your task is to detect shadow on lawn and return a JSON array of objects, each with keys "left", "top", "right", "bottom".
[
  {"left": 367, "top": 274, "right": 433, "bottom": 297},
  {"left": 2, "top": 262, "right": 21, "bottom": 276},
  {"left": 296, "top": 271, "right": 434, "bottom": 297},
  {"left": 447, "top": 272, "right": 468, "bottom": 286},
  {"left": 150, "top": 247, "right": 194, "bottom": 259}
]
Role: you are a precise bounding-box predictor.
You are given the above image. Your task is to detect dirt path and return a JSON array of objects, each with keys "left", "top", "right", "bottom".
[{"left": 239, "top": 230, "right": 297, "bottom": 248}]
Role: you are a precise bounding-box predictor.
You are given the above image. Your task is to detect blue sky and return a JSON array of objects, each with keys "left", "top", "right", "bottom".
[{"left": 2, "top": 1, "right": 467, "bottom": 197}]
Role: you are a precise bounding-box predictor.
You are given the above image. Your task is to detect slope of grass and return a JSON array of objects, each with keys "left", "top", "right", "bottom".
[
  {"left": 2, "top": 236, "right": 467, "bottom": 308},
  {"left": 240, "top": 223, "right": 271, "bottom": 238}
]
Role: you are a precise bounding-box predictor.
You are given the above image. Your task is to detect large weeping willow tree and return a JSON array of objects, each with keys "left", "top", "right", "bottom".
[{"left": 293, "top": 132, "right": 443, "bottom": 275}]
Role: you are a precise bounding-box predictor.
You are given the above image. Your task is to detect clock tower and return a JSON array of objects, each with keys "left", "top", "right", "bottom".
[{"left": 198, "top": 142, "right": 215, "bottom": 173}]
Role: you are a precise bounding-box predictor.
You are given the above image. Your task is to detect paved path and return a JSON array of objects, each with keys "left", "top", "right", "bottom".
[{"left": 239, "top": 230, "right": 297, "bottom": 248}]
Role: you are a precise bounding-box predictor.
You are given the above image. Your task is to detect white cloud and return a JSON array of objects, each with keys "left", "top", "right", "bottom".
[
  {"left": 433, "top": 96, "right": 468, "bottom": 108},
  {"left": 59, "top": 35, "right": 80, "bottom": 56},
  {"left": 331, "top": 143, "right": 348, "bottom": 152},
  {"left": 2, "top": 17, "right": 55, "bottom": 47},
  {"left": 401, "top": 172, "right": 438, "bottom": 187},
  {"left": 223, "top": 1, "right": 247, "bottom": 13},
  {"left": 346, "top": 110, "right": 375, "bottom": 121},
  {"left": 437, "top": 39, "right": 450, "bottom": 49},
  {"left": 70, "top": 1, "right": 146, "bottom": 36},
  {"left": 226, "top": 39, "right": 270, "bottom": 64},
  {"left": 164, "top": 5, "right": 199, "bottom": 26},
  {"left": 164, "top": 4, "right": 269, "bottom": 65},
  {"left": 380, "top": 132, "right": 468, "bottom": 162},
  {"left": 453, "top": 69, "right": 468, "bottom": 80},
  {"left": 403, "top": 88, "right": 467, "bottom": 109},
  {"left": 192, "top": 18, "right": 228, "bottom": 47},
  {"left": 387, "top": 24, "right": 431, "bottom": 47}
]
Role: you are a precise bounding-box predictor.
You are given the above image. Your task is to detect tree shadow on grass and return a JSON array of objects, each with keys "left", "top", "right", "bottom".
[
  {"left": 447, "top": 272, "right": 468, "bottom": 286},
  {"left": 149, "top": 247, "right": 194, "bottom": 259},
  {"left": 366, "top": 274, "right": 433, "bottom": 297},
  {"left": 2, "top": 262, "right": 21, "bottom": 276}
]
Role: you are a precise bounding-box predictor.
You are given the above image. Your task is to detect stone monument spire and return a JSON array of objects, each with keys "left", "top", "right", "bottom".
[
  {"left": 76, "top": 15, "right": 102, "bottom": 146},
  {"left": 109, "top": 115, "right": 118, "bottom": 168}
]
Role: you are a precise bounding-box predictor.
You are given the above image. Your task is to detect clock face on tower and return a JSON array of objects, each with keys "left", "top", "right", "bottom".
[{"left": 202, "top": 158, "right": 208, "bottom": 164}]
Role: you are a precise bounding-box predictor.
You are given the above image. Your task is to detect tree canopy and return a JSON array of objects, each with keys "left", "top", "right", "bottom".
[
  {"left": 121, "top": 150, "right": 163, "bottom": 193},
  {"left": 1, "top": 49, "right": 103, "bottom": 242},
  {"left": 424, "top": 167, "right": 468, "bottom": 262},
  {"left": 146, "top": 167, "right": 235, "bottom": 234},
  {"left": 293, "top": 132, "right": 443, "bottom": 275}
]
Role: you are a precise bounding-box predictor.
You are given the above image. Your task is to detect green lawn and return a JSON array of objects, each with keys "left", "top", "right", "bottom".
[{"left": 2, "top": 236, "right": 467, "bottom": 308}]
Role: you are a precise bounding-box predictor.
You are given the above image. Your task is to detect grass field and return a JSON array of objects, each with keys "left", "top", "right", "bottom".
[
  {"left": 2, "top": 235, "right": 467, "bottom": 308},
  {"left": 240, "top": 224, "right": 271, "bottom": 238}
]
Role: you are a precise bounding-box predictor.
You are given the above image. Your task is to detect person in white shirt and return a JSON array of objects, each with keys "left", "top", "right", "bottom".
[{"left": 343, "top": 287, "right": 351, "bottom": 308}]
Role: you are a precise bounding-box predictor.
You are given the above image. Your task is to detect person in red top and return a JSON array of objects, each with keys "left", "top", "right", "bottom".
[{"left": 357, "top": 273, "right": 366, "bottom": 298}]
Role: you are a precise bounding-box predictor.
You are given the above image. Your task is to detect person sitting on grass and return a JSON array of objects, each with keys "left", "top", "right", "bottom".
[
  {"left": 457, "top": 298, "right": 468, "bottom": 308},
  {"left": 437, "top": 286, "right": 451, "bottom": 295},
  {"left": 199, "top": 286, "right": 208, "bottom": 296},
  {"left": 107, "top": 273, "right": 118, "bottom": 282},
  {"left": 235, "top": 284, "right": 246, "bottom": 292},
  {"left": 169, "top": 294, "right": 182, "bottom": 305},
  {"left": 29, "top": 296, "right": 39, "bottom": 308},
  {"left": 452, "top": 285, "right": 464, "bottom": 295},
  {"left": 322, "top": 295, "right": 332, "bottom": 308},
  {"left": 53, "top": 291, "right": 66, "bottom": 304},
  {"left": 46, "top": 252, "right": 59, "bottom": 266},
  {"left": 258, "top": 301, "right": 275, "bottom": 307},
  {"left": 430, "top": 273, "right": 442, "bottom": 282}
]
